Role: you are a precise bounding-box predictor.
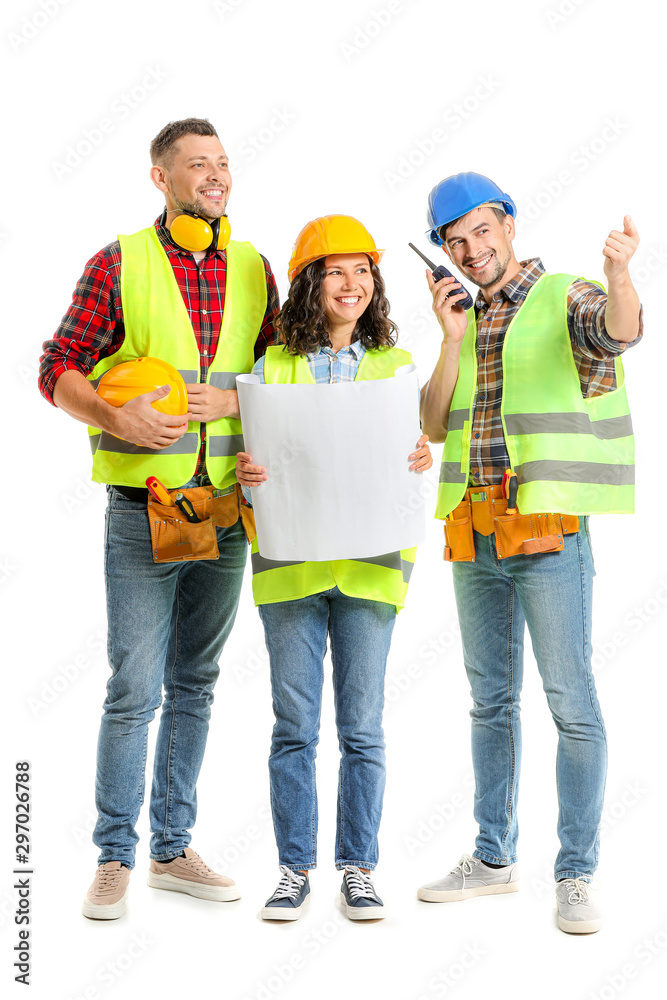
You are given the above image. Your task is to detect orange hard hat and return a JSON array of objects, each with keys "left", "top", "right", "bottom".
[
  {"left": 96, "top": 357, "right": 189, "bottom": 415},
  {"left": 287, "top": 215, "right": 383, "bottom": 282}
]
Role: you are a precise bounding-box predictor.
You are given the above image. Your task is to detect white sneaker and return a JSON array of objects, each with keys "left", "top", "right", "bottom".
[{"left": 556, "top": 878, "right": 602, "bottom": 934}]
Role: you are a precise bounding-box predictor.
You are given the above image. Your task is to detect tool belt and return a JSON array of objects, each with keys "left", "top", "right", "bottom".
[
  {"left": 148, "top": 483, "right": 256, "bottom": 563},
  {"left": 444, "top": 484, "right": 579, "bottom": 562}
]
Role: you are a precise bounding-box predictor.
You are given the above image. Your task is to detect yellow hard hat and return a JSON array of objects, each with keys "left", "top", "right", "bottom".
[
  {"left": 96, "top": 357, "right": 188, "bottom": 415},
  {"left": 288, "top": 215, "right": 383, "bottom": 282}
]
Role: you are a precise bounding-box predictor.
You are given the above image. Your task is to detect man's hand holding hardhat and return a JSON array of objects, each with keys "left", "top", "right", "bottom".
[
  {"left": 111, "top": 385, "right": 189, "bottom": 450},
  {"left": 96, "top": 357, "right": 190, "bottom": 450}
]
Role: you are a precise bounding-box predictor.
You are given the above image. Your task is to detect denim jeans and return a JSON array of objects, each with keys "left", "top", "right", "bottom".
[
  {"left": 93, "top": 485, "right": 247, "bottom": 867},
  {"left": 258, "top": 587, "right": 396, "bottom": 871},
  {"left": 452, "top": 522, "right": 606, "bottom": 881}
]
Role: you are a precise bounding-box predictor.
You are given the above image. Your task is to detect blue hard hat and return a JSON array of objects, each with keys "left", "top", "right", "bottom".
[{"left": 426, "top": 172, "right": 516, "bottom": 246}]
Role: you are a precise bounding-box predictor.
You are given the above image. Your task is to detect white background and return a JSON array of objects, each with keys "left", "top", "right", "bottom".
[{"left": 2, "top": 1, "right": 666, "bottom": 998}]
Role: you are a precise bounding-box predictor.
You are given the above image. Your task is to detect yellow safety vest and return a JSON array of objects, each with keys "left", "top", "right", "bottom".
[
  {"left": 251, "top": 345, "right": 417, "bottom": 610},
  {"left": 436, "top": 273, "right": 634, "bottom": 517},
  {"left": 87, "top": 225, "right": 267, "bottom": 489}
]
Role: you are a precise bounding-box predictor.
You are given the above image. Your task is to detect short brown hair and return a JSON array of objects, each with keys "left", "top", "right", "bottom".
[{"left": 150, "top": 118, "right": 218, "bottom": 168}]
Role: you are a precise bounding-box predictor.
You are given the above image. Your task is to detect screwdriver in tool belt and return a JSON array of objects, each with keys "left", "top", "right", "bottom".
[
  {"left": 408, "top": 243, "right": 474, "bottom": 310},
  {"left": 503, "top": 469, "right": 519, "bottom": 515},
  {"left": 175, "top": 494, "right": 201, "bottom": 523},
  {"left": 146, "top": 476, "right": 174, "bottom": 506}
]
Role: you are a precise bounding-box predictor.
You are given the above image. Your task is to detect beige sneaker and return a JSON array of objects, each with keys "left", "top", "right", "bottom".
[
  {"left": 82, "top": 861, "right": 130, "bottom": 920},
  {"left": 147, "top": 847, "right": 241, "bottom": 901}
]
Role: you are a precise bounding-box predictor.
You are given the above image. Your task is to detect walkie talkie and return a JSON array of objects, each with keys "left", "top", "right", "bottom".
[{"left": 408, "top": 242, "right": 474, "bottom": 310}]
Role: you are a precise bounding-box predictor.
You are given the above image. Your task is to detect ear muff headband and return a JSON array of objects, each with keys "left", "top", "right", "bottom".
[{"left": 161, "top": 209, "right": 231, "bottom": 252}]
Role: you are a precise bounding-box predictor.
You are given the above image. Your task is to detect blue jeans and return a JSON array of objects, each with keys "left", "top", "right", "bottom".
[
  {"left": 258, "top": 587, "right": 396, "bottom": 871},
  {"left": 452, "top": 523, "right": 606, "bottom": 881},
  {"left": 94, "top": 485, "right": 247, "bottom": 867}
]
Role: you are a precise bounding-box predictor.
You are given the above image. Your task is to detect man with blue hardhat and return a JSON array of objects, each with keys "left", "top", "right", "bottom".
[{"left": 417, "top": 171, "right": 642, "bottom": 933}]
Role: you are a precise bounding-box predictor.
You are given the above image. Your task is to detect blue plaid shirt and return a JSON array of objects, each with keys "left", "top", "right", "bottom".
[{"left": 251, "top": 340, "right": 367, "bottom": 383}]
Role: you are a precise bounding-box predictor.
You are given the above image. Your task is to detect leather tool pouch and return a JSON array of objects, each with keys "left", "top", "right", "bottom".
[
  {"left": 149, "top": 484, "right": 256, "bottom": 563},
  {"left": 211, "top": 484, "right": 255, "bottom": 542},
  {"left": 149, "top": 502, "right": 218, "bottom": 563},
  {"left": 238, "top": 501, "right": 256, "bottom": 544},
  {"left": 149, "top": 487, "right": 219, "bottom": 563},
  {"left": 493, "top": 505, "right": 579, "bottom": 559},
  {"left": 443, "top": 490, "right": 580, "bottom": 563},
  {"left": 444, "top": 497, "right": 475, "bottom": 562}
]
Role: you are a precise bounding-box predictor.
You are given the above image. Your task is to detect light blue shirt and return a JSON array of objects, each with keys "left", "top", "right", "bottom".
[{"left": 251, "top": 340, "right": 367, "bottom": 384}]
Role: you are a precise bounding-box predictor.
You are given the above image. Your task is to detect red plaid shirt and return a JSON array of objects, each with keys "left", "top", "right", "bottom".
[
  {"left": 468, "top": 258, "right": 643, "bottom": 485},
  {"left": 39, "top": 218, "right": 280, "bottom": 474}
]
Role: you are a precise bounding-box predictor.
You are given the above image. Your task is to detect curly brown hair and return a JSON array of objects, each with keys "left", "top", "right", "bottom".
[{"left": 277, "top": 257, "right": 398, "bottom": 356}]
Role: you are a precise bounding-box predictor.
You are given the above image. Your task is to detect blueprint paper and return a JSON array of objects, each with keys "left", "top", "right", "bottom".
[{"left": 236, "top": 366, "right": 425, "bottom": 561}]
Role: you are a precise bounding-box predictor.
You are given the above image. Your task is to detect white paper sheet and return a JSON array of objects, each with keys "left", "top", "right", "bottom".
[{"left": 236, "top": 365, "right": 425, "bottom": 561}]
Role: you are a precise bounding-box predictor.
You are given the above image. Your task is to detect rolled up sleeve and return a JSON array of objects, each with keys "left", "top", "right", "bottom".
[
  {"left": 567, "top": 279, "right": 643, "bottom": 360},
  {"left": 39, "top": 253, "right": 118, "bottom": 405}
]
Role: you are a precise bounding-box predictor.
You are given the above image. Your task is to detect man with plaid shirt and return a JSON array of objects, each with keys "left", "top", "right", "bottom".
[
  {"left": 417, "top": 172, "right": 642, "bottom": 934},
  {"left": 39, "top": 118, "right": 279, "bottom": 919}
]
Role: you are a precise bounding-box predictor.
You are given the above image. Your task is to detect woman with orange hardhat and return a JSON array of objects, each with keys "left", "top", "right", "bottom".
[
  {"left": 287, "top": 214, "right": 383, "bottom": 281},
  {"left": 236, "top": 215, "right": 432, "bottom": 922}
]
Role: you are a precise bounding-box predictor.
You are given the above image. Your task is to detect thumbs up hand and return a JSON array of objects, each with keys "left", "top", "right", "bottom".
[{"left": 603, "top": 215, "right": 639, "bottom": 280}]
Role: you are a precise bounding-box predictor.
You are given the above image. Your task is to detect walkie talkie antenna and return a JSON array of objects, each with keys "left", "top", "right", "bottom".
[
  {"left": 408, "top": 243, "right": 437, "bottom": 270},
  {"left": 407, "top": 241, "right": 474, "bottom": 310}
]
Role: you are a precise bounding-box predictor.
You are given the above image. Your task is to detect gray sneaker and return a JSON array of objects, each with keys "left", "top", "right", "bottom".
[
  {"left": 556, "top": 878, "right": 602, "bottom": 934},
  {"left": 418, "top": 853, "right": 520, "bottom": 902}
]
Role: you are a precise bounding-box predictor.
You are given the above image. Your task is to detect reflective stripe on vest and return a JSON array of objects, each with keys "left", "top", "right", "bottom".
[
  {"left": 435, "top": 273, "right": 635, "bottom": 517},
  {"left": 86, "top": 226, "right": 267, "bottom": 489},
  {"left": 252, "top": 345, "right": 416, "bottom": 610},
  {"left": 251, "top": 550, "right": 414, "bottom": 583}
]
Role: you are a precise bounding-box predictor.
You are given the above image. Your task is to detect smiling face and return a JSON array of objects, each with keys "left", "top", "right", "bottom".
[
  {"left": 443, "top": 207, "right": 518, "bottom": 294},
  {"left": 150, "top": 134, "right": 231, "bottom": 222},
  {"left": 321, "top": 253, "right": 375, "bottom": 333}
]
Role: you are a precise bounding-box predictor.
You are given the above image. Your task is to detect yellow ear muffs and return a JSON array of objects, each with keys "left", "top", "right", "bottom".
[
  {"left": 170, "top": 213, "right": 214, "bottom": 253},
  {"left": 168, "top": 212, "right": 231, "bottom": 252},
  {"left": 216, "top": 215, "right": 231, "bottom": 250}
]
